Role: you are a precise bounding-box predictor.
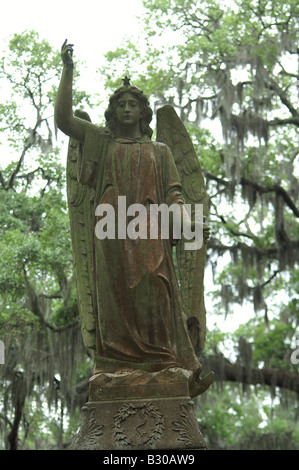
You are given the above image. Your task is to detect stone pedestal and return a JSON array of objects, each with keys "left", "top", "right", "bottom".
[{"left": 69, "top": 369, "right": 207, "bottom": 450}]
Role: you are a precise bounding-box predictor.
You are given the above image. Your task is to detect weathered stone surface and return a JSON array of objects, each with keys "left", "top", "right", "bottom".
[
  {"left": 89, "top": 368, "right": 192, "bottom": 401},
  {"left": 56, "top": 45, "right": 212, "bottom": 451},
  {"left": 69, "top": 397, "right": 206, "bottom": 450}
]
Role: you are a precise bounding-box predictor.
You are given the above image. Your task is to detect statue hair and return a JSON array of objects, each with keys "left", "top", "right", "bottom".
[{"left": 104, "top": 84, "right": 153, "bottom": 138}]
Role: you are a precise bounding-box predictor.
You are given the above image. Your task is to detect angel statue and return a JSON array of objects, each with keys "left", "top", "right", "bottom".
[{"left": 55, "top": 40, "right": 213, "bottom": 400}]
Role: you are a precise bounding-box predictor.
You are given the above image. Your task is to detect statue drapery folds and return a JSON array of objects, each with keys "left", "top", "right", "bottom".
[{"left": 56, "top": 41, "right": 213, "bottom": 398}]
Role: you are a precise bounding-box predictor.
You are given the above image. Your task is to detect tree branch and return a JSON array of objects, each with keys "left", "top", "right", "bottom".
[
  {"left": 7, "top": 373, "right": 27, "bottom": 450},
  {"left": 204, "top": 354, "right": 299, "bottom": 394},
  {"left": 268, "top": 116, "right": 299, "bottom": 127},
  {"left": 204, "top": 170, "right": 299, "bottom": 218},
  {"left": 38, "top": 293, "right": 62, "bottom": 300},
  {"left": 240, "top": 177, "right": 299, "bottom": 218},
  {"left": 6, "top": 141, "right": 34, "bottom": 190},
  {"left": 261, "top": 269, "right": 281, "bottom": 288},
  {"left": 0, "top": 170, "right": 6, "bottom": 189},
  {"left": 267, "top": 77, "right": 299, "bottom": 120},
  {"left": 5, "top": 81, "right": 45, "bottom": 190},
  {"left": 210, "top": 199, "right": 256, "bottom": 240},
  {"left": 23, "top": 265, "right": 78, "bottom": 334},
  {"left": 208, "top": 237, "right": 279, "bottom": 259}
]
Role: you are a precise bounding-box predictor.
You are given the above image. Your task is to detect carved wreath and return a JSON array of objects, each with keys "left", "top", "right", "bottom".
[{"left": 113, "top": 402, "right": 164, "bottom": 446}]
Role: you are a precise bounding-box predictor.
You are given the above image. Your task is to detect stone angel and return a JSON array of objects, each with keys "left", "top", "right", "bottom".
[{"left": 55, "top": 40, "right": 213, "bottom": 399}]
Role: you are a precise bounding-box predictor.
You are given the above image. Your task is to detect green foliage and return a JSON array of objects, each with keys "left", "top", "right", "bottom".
[
  {"left": 96, "top": 0, "right": 297, "bottom": 450},
  {"left": 0, "top": 2, "right": 298, "bottom": 448},
  {"left": 197, "top": 384, "right": 299, "bottom": 449},
  {"left": 0, "top": 31, "right": 89, "bottom": 450},
  {"left": 235, "top": 318, "right": 296, "bottom": 369},
  {"left": 197, "top": 385, "right": 266, "bottom": 448}
]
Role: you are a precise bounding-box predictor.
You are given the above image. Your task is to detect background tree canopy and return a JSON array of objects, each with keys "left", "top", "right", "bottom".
[{"left": 0, "top": 0, "right": 299, "bottom": 450}]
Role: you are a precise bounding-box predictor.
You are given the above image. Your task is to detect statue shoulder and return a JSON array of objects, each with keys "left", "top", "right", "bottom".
[
  {"left": 153, "top": 142, "right": 176, "bottom": 169},
  {"left": 74, "top": 109, "right": 109, "bottom": 140},
  {"left": 152, "top": 140, "right": 172, "bottom": 155}
]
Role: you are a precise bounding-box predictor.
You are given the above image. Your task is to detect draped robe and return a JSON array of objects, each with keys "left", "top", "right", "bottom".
[{"left": 77, "top": 122, "right": 200, "bottom": 375}]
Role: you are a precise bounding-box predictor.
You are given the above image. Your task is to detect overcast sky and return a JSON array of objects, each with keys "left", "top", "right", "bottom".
[
  {"left": 0, "top": 0, "right": 146, "bottom": 156},
  {"left": 1, "top": 0, "right": 144, "bottom": 72}
]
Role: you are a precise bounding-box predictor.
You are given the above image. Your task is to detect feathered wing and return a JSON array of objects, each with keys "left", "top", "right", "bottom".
[
  {"left": 156, "top": 105, "right": 209, "bottom": 355},
  {"left": 66, "top": 110, "right": 96, "bottom": 350}
]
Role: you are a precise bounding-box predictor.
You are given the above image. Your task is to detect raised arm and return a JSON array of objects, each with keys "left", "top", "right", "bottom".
[{"left": 55, "top": 40, "right": 85, "bottom": 143}]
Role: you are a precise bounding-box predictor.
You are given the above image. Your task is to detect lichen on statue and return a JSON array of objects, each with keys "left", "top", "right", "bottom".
[{"left": 55, "top": 41, "right": 213, "bottom": 398}]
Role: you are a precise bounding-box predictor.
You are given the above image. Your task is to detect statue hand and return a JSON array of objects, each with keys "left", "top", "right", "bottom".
[
  {"left": 190, "top": 221, "right": 211, "bottom": 243},
  {"left": 203, "top": 224, "right": 211, "bottom": 242},
  {"left": 61, "top": 39, "right": 74, "bottom": 67}
]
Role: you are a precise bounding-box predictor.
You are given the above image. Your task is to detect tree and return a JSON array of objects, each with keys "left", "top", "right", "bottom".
[
  {"left": 0, "top": 31, "right": 91, "bottom": 450},
  {"left": 99, "top": 0, "right": 299, "bottom": 448},
  {"left": 1, "top": 2, "right": 298, "bottom": 447}
]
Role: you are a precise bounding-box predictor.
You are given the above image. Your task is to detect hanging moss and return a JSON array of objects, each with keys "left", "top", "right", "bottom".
[
  {"left": 238, "top": 431, "right": 298, "bottom": 450},
  {"left": 0, "top": 313, "right": 88, "bottom": 448}
]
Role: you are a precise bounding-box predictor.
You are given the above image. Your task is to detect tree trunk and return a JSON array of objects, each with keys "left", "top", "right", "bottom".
[{"left": 7, "top": 376, "right": 26, "bottom": 450}]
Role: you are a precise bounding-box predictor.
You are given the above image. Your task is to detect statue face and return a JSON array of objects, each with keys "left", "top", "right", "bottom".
[{"left": 116, "top": 92, "right": 141, "bottom": 128}]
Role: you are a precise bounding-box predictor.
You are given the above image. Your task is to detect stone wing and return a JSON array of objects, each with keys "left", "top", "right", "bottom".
[
  {"left": 66, "top": 110, "right": 96, "bottom": 349},
  {"left": 156, "top": 105, "right": 209, "bottom": 354}
]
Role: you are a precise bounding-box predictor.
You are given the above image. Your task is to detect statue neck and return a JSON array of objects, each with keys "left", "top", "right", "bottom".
[{"left": 116, "top": 122, "right": 142, "bottom": 140}]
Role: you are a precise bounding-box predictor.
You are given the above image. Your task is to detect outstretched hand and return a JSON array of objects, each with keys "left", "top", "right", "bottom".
[
  {"left": 190, "top": 220, "right": 211, "bottom": 243},
  {"left": 203, "top": 224, "right": 211, "bottom": 242},
  {"left": 61, "top": 39, "right": 74, "bottom": 67}
]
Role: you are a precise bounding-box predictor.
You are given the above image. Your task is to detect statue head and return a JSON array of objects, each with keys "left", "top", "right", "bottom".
[{"left": 104, "top": 77, "right": 153, "bottom": 138}]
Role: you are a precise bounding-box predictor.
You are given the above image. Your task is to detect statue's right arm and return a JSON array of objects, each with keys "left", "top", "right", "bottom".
[{"left": 55, "top": 41, "right": 85, "bottom": 143}]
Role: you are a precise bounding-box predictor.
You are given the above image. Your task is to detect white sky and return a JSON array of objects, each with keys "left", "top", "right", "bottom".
[
  {"left": 1, "top": 0, "right": 144, "bottom": 54},
  {"left": 1, "top": 0, "right": 144, "bottom": 86},
  {"left": 0, "top": 0, "right": 146, "bottom": 158}
]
